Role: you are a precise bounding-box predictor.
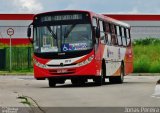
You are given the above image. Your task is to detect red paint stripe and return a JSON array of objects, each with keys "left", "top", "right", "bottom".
[
  {"left": 0, "top": 14, "right": 34, "bottom": 20},
  {"left": 104, "top": 14, "right": 160, "bottom": 21},
  {"left": 1, "top": 13, "right": 160, "bottom": 21},
  {"left": 0, "top": 38, "right": 31, "bottom": 45}
]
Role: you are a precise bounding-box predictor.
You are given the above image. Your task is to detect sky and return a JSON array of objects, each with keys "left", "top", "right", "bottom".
[{"left": 1, "top": 0, "right": 160, "bottom": 14}]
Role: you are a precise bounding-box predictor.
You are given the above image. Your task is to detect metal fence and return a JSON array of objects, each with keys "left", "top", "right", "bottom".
[{"left": 0, "top": 47, "right": 33, "bottom": 71}]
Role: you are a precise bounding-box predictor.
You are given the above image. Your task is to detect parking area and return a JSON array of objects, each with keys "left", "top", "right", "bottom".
[{"left": 0, "top": 75, "right": 160, "bottom": 107}]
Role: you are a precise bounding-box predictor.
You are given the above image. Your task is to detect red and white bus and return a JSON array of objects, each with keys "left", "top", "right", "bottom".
[{"left": 27, "top": 10, "right": 133, "bottom": 87}]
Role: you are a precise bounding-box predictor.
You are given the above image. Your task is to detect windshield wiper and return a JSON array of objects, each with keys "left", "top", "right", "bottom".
[
  {"left": 64, "top": 24, "right": 76, "bottom": 38},
  {"left": 47, "top": 26, "right": 57, "bottom": 39}
]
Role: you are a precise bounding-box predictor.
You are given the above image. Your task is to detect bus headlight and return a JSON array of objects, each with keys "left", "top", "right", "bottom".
[
  {"left": 33, "top": 59, "right": 47, "bottom": 69},
  {"left": 78, "top": 55, "right": 94, "bottom": 67}
]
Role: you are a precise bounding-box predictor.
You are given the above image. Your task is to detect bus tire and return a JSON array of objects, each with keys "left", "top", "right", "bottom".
[
  {"left": 48, "top": 78, "right": 56, "bottom": 87},
  {"left": 94, "top": 61, "right": 106, "bottom": 86},
  {"left": 71, "top": 78, "right": 78, "bottom": 85},
  {"left": 109, "top": 62, "right": 125, "bottom": 84},
  {"left": 94, "top": 76, "right": 102, "bottom": 86},
  {"left": 71, "top": 78, "right": 85, "bottom": 86},
  {"left": 102, "top": 60, "right": 106, "bottom": 84},
  {"left": 119, "top": 62, "right": 125, "bottom": 83}
]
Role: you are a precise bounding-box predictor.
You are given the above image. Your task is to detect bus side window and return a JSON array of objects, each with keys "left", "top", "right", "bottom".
[
  {"left": 34, "top": 28, "right": 40, "bottom": 52},
  {"left": 121, "top": 27, "right": 127, "bottom": 46},
  {"left": 92, "top": 18, "right": 99, "bottom": 45},
  {"left": 126, "top": 28, "right": 131, "bottom": 46},
  {"left": 92, "top": 18, "right": 97, "bottom": 27},
  {"left": 99, "top": 20, "right": 105, "bottom": 44},
  {"left": 116, "top": 26, "right": 122, "bottom": 46},
  {"left": 107, "top": 34, "right": 111, "bottom": 45},
  {"left": 105, "top": 22, "right": 111, "bottom": 45},
  {"left": 106, "top": 22, "right": 110, "bottom": 32},
  {"left": 111, "top": 24, "right": 117, "bottom": 45}
]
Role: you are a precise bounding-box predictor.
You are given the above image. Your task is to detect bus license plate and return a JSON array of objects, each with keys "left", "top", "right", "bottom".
[{"left": 57, "top": 69, "right": 68, "bottom": 73}]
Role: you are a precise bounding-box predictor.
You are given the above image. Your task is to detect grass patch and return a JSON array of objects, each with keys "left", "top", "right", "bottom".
[{"left": 133, "top": 38, "right": 160, "bottom": 73}]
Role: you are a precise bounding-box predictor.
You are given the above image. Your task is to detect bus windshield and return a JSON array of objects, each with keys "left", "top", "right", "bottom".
[{"left": 34, "top": 23, "right": 93, "bottom": 53}]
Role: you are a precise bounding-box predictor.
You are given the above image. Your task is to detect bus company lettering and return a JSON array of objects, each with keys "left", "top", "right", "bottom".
[{"left": 107, "top": 48, "right": 114, "bottom": 57}]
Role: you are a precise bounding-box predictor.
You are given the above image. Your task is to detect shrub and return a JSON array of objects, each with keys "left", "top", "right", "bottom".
[{"left": 133, "top": 38, "right": 160, "bottom": 73}]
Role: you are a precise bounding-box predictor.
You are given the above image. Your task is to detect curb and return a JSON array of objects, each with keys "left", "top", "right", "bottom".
[
  {"left": 132, "top": 73, "right": 160, "bottom": 76},
  {"left": 0, "top": 73, "right": 33, "bottom": 76},
  {"left": 0, "top": 73, "right": 159, "bottom": 76}
]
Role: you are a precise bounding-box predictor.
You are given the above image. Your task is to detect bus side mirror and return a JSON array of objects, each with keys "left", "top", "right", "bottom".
[
  {"left": 27, "top": 27, "right": 31, "bottom": 38},
  {"left": 27, "top": 26, "right": 33, "bottom": 44}
]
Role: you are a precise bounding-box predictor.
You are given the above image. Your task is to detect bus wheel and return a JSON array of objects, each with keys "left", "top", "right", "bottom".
[
  {"left": 102, "top": 61, "right": 106, "bottom": 84},
  {"left": 109, "top": 63, "right": 125, "bottom": 84},
  {"left": 94, "top": 63, "right": 106, "bottom": 86},
  {"left": 71, "top": 78, "right": 78, "bottom": 85},
  {"left": 48, "top": 78, "right": 56, "bottom": 87},
  {"left": 119, "top": 62, "right": 125, "bottom": 83},
  {"left": 94, "top": 76, "right": 102, "bottom": 86},
  {"left": 71, "top": 78, "right": 85, "bottom": 86}
]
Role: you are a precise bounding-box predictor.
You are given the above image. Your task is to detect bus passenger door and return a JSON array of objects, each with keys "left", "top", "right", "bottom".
[{"left": 92, "top": 18, "right": 103, "bottom": 76}]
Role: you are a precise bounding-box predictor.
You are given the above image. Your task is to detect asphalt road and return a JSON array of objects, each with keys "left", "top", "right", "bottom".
[{"left": 0, "top": 75, "right": 160, "bottom": 107}]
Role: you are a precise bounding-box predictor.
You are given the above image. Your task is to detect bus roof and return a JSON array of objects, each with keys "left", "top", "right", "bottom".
[
  {"left": 34, "top": 10, "right": 91, "bottom": 17},
  {"left": 35, "top": 10, "right": 130, "bottom": 28},
  {"left": 104, "top": 16, "right": 130, "bottom": 28},
  {"left": 92, "top": 13, "right": 130, "bottom": 28}
]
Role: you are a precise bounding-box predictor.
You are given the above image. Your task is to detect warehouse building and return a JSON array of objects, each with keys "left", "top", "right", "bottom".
[
  {"left": 0, "top": 14, "right": 160, "bottom": 45},
  {"left": 105, "top": 14, "right": 160, "bottom": 39},
  {"left": 0, "top": 14, "right": 34, "bottom": 45}
]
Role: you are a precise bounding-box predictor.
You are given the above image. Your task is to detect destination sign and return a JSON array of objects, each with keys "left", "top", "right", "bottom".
[{"left": 41, "top": 14, "right": 83, "bottom": 22}]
